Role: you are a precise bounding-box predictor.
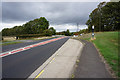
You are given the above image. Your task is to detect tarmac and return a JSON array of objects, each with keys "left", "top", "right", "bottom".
[
  {"left": 28, "top": 38, "right": 113, "bottom": 79},
  {"left": 28, "top": 39, "right": 83, "bottom": 78},
  {"left": 74, "top": 39, "right": 112, "bottom": 78}
]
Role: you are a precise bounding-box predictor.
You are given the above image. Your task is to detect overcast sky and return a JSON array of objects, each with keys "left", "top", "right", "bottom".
[{"left": 1, "top": 1, "right": 110, "bottom": 32}]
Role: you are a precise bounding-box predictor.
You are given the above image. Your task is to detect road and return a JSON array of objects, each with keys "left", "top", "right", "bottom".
[
  {"left": 2, "top": 38, "right": 53, "bottom": 52},
  {"left": 2, "top": 37, "right": 69, "bottom": 78},
  {"left": 74, "top": 39, "right": 112, "bottom": 78}
]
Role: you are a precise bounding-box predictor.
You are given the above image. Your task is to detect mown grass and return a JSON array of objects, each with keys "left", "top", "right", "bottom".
[
  {"left": 1, "top": 41, "right": 22, "bottom": 46},
  {"left": 74, "top": 31, "right": 119, "bottom": 77},
  {"left": 92, "top": 32, "right": 118, "bottom": 77}
]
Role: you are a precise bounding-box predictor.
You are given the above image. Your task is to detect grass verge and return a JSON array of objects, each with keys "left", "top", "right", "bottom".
[
  {"left": 2, "top": 41, "right": 22, "bottom": 46},
  {"left": 92, "top": 32, "right": 118, "bottom": 77},
  {"left": 74, "top": 31, "right": 119, "bottom": 77}
]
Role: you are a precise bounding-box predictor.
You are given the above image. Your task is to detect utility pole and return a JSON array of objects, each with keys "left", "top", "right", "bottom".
[{"left": 76, "top": 23, "right": 79, "bottom": 32}]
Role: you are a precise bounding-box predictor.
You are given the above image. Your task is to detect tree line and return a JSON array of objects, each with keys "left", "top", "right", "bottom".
[
  {"left": 56, "top": 29, "right": 71, "bottom": 36},
  {"left": 86, "top": 2, "right": 120, "bottom": 32},
  {"left": 2, "top": 17, "right": 56, "bottom": 37}
]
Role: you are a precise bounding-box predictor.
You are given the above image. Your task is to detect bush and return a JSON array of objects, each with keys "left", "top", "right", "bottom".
[
  {"left": 17, "top": 34, "right": 44, "bottom": 39},
  {"left": 43, "top": 29, "right": 52, "bottom": 36}
]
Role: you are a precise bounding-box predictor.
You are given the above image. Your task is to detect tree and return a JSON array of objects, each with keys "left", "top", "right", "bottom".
[
  {"left": 49, "top": 27, "right": 56, "bottom": 35},
  {"left": 86, "top": 2, "right": 120, "bottom": 32},
  {"left": 79, "top": 29, "right": 88, "bottom": 34},
  {"left": 101, "top": 2, "right": 120, "bottom": 31},
  {"left": 2, "top": 17, "right": 50, "bottom": 36},
  {"left": 23, "top": 17, "right": 49, "bottom": 34},
  {"left": 2, "top": 28, "right": 13, "bottom": 36},
  {"left": 65, "top": 29, "right": 71, "bottom": 36},
  {"left": 43, "top": 29, "right": 52, "bottom": 36}
]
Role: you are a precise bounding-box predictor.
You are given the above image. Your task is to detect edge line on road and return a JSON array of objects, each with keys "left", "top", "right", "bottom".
[
  {"left": 49, "top": 57, "right": 55, "bottom": 63},
  {"left": 34, "top": 70, "right": 44, "bottom": 79},
  {"left": 1, "top": 37, "right": 66, "bottom": 58},
  {"left": 28, "top": 38, "right": 70, "bottom": 79},
  {"left": 34, "top": 57, "right": 56, "bottom": 79},
  {"left": 31, "top": 38, "right": 83, "bottom": 79}
]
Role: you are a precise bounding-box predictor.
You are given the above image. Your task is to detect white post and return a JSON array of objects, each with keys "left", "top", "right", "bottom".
[{"left": 92, "top": 25, "right": 94, "bottom": 39}]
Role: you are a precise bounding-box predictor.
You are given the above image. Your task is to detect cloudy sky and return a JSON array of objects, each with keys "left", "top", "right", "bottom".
[{"left": 1, "top": 0, "right": 110, "bottom": 32}]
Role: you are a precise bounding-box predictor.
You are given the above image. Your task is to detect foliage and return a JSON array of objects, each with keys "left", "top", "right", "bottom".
[
  {"left": 49, "top": 27, "right": 56, "bottom": 35},
  {"left": 56, "top": 29, "right": 71, "bottom": 36},
  {"left": 65, "top": 29, "right": 71, "bottom": 36},
  {"left": 70, "top": 29, "right": 88, "bottom": 36},
  {"left": 78, "top": 29, "right": 88, "bottom": 34},
  {"left": 86, "top": 2, "right": 120, "bottom": 32},
  {"left": 17, "top": 34, "right": 45, "bottom": 39},
  {"left": 92, "top": 32, "right": 118, "bottom": 77},
  {"left": 43, "top": 29, "right": 52, "bottom": 36},
  {"left": 74, "top": 31, "right": 119, "bottom": 77},
  {"left": 2, "top": 17, "right": 49, "bottom": 36}
]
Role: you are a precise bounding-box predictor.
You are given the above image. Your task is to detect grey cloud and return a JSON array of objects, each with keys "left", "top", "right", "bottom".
[{"left": 2, "top": 2, "right": 99, "bottom": 25}]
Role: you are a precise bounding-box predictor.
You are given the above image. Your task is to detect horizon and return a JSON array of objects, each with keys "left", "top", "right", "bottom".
[{"left": 1, "top": 0, "right": 111, "bottom": 32}]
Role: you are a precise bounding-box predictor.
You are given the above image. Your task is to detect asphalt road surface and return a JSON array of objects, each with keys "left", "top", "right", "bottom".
[
  {"left": 2, "top": 37, "right": 69, "bottom": 78},
  {"left": 74, "top": 39, "right": 112, "bottom": 78},
  {"left": 2, "top": 38, "right": 53, "bottom": 52}
]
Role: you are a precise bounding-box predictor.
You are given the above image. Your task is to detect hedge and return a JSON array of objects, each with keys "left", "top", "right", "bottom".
[{"left": 17, "top": 34, "right": 45, "bottom": 39}]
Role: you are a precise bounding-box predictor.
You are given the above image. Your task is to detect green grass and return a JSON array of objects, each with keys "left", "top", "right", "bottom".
[
  {"left": 73, "top": 33, "right": 91, "bottom": 41},
  {"left": 82, "top": 37, "right": 91, "bottom": 41},
  {"left": 74, "top": 31, "right": 119, "bottom": 77},
  {"left": 1, "top": 41, "right": 22, "bottom": 46},
  {"left": 92, "top": 32, "right": 118, "bottom": 77}
]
